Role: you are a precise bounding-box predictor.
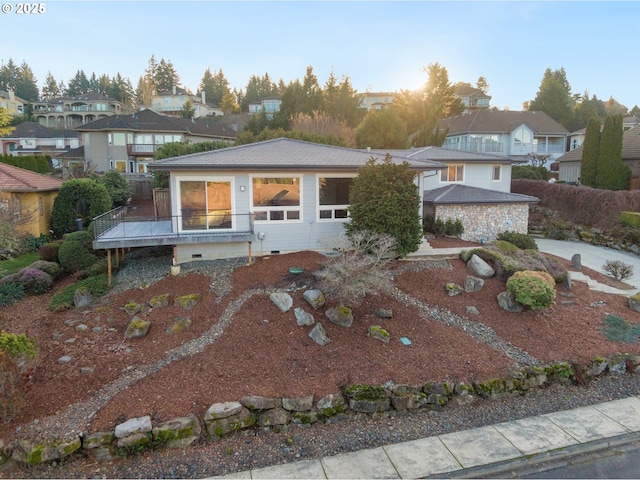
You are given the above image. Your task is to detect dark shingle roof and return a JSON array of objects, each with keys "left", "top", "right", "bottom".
[
  {"left": 56, "top": 146, "right": 85, "bottom": 159},
  {"left": 558, "top": 124, "right": 640, "bottom": 163},
  {"left": 0, "top": 163, "right": 63, "bottom": 192},
  {"left": 2, "top": 122, "right": 79, "bottom": 139},
  {"left": 75, "top": 109, "right": 236, "bottom": 139},
  {"left": 440, "top": 110, "right": 569, "bottom": 136},
  {"left": 148, "top": 138, "right": 448, "bottom": 172},
  {"left": 423, "top": 184, "right": 539, "bottom": 205}
]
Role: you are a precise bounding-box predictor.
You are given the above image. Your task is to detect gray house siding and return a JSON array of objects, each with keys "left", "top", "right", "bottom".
[{"left": 423, "top": 162, "right": 512, "bottom": 192}]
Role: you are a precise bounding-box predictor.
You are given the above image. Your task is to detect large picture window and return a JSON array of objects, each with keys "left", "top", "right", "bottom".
[
  {"left": 252, "top": 176, "right": 301, "bottom": 222},
  {"left": 440, "top": 165, "right": 464, "bottom": 183},
  {"left": 180, "top": 180, "right": 232, "bottom": 231},
  {"left": 318, "top": 176, "right": 354, "bottom": 220}
]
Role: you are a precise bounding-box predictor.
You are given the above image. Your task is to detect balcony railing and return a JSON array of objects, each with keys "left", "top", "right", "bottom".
[
  {"left": 127, "top": 144, "right": 158, "bottom": 155},
  {"left": 92, "top": 207, "right": 255, "bottom": 249},
  {"left": 533, "top": 144, "right": 565, "bottom": 154},
  {"left": 443, "top": 142, "right": 504, "bottom": 154}
]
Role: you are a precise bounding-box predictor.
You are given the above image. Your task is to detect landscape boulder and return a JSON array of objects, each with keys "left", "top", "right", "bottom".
[
  {"left": 325, "top": 306, "right": 353, "bottom": 327},
  {"left": 497, "top": 291, "right": 524, "bottom": 312},
  {"left": 309, "top": 323, "right": 330, "bottom": 346},
  {"left": 294, "top": 307, "right": 315, "bottom": 326},
  {"left": 467, "top": 254, "right": 495, "bottom": 279},
  {"left": 464, "top": 275, "right": 485, "bottom": 293},
  {"left": 269, "top": 292, "right": 293, "bottom": 312},
  {"left": 303, "top": 289, "right": 326, "bottom": 309}
]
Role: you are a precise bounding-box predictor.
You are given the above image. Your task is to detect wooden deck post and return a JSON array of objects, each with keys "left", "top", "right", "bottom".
[
  {"left": 248, "top": 241, "right": 252, "bottom": 265},
  {"left": 107, "top": 250, "right": 112, "bottom": 286},
  {"left": 115, "top": 248, "right": 119, "bottom": 267},
  {"left": 173, "top": 246, "right": 177, "bottom": 265}
]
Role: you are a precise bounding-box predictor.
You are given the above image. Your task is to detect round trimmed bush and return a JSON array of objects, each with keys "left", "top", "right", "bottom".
[
  {"left": 51, "top": 178, "right": 112, "bottom": 236},
  {"left": 15, "top": 267, "right": 53, "bottom": 295},
  {"left": 506, "top": 270, "right": 556, "bottom": 310},
  {"left": 38, "top": 242, "right": 61, "bottom": 263},
  {"left": 29, "top": 260, "right": 62, "bottom": 280},
  {"left": 58, "top": 231, "right": 99, "bottom": 273}
]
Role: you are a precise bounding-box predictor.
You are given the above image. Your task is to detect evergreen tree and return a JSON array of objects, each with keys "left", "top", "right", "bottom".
[
  {"left": 346, "top": 155, "right": 423, "bottom": 257},
  {"left": 476, "top": 76, "right": 490, "bottom": 94},
  {"left": 66, "top": 70, "right": 91, "bottom": 96},
  {"left": 597, "top": 114, "right": 629, "bottom": 190},
  {"left": 135, "top": 75, "right": 154, "bottom": 108},
  {"left": 199, "top": 67, "right": 230, "bottom": 106},
  {"left": 14, "top": 62, "right": 39, "bottom": 102},
  {"left": 41, "top": 71, "right": 61, "bottom": 100},
  {"left": 0, "top": 107, "right": 13, "bottom": 136},
  {"left": 527, "top": 67, "right": 573, "bottom": 128},
  {"left": 154, "top": 58, "right": 180, "bottom": 92},
  {"left": 580, "top": 116, "right": 601, "bottom": 187},
  {"left": 181, "top": 99, "right": 195, "bottom": 119},
  {"left": 355, "top": 108, "right": 409, "bottom": 149},
  {"left": 0, "top": 59, "right": 20, "bottom": 91},
  {"left": 300, "top": 66, "right": 323, "bottom": 114}
]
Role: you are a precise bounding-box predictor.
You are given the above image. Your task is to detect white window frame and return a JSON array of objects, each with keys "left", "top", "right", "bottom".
[
  {"left": 316, "top": 174, "right": 355, "bottom": 222},
  {"left": 250, "top": 175, "right": 302, "bottom": 224},
  {"left": 440, "top": 164, "right": 464, "bottom": 183},
  {"left": 492, "top": 165, "right": 502, "bottom": 182},
  {"left": 177, "top": 175, "right": 235, "bottom": 232}
]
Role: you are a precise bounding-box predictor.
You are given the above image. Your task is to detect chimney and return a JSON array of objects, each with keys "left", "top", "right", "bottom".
[
  {"left": 201, "top": 91, "right": 206, "bottom": 104},
  {"left": 173, "top": 86, "right": 176, "bottom": 95}
]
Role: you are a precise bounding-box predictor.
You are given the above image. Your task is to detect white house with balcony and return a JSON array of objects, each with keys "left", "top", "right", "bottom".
[
  {"left": 150, "top": 88, "right": 223, "bottom": 118},
  {"left": 454, "top": 85, "right": 491, "bottom": 113},
  {"left": 357, "top": 92, "right": 395, "bottom": 111},
  {"left": 0, "top": 122, "right": 80, "bottom": 161},
  {"left": 439, "top": 110, "right": 569, "bottom": 161},
  {"left": 74, "top": 109, "right": 236, "bottom": 175},
  {"left": 0, "top": 89, "right": 28, "bottom": 116}
]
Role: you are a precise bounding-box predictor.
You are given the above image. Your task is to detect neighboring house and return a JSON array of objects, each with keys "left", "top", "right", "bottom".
[
  {"left": 31, "top": 93, "right": 128, "bottom": 129},
  {"left": 248, "top": 98, "right": 282, "bottom": 117},
  {"left": 0, "top": 89, "right": 28, "bottom": 116},
  {"left": 55, "top": 146, "right": 86, "bottom": 179},
  {"left": 150, "top": 88, "right": 223, "bottom": 118},
  {"left": 0, "top": 123, "right": 80, "bottom": 164},
  {"left": 567, "top": 116, "right": 639, "bottom": 152},
  {"left": 0, "top": 162, "right": 63, "bottom": 237},
  {"left": 357, "top": 92, "right": 394, "bottom": 111},
  {"left": 440, "top": 110, "right": 569, "bottom": 161},
  {"left": 92, "top": 138, "right": 448, "bottom": 264},
  {"left": 74, "top": 108, "right": 237, "bottom": 175},
  {"left": 454, "top": 85, "right": 491, "bottom": 113},
  {"left": 557, "top": 124, "right": 640, "bottom": 185},
  {"left": 373, "top": 147, "right": 536, "bottom": 242}
]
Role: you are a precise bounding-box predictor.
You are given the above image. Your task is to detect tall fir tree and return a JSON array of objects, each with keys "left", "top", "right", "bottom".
[
  {"left": 527, "top": 67, "right": 573, "bottom": 128},
  {"left": 597, "top": 114, "right": 629, "bottom": 190},
  {"left": 580, "top": 116, "right": 601, "bottom": 187}
]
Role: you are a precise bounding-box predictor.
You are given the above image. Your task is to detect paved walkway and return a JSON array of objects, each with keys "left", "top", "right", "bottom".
[
  {"left": 210, "top": 239, "right": 640, "bottom": 479},
  {"left": 213, "top": 396, "right": 640, "bottom": 479}
]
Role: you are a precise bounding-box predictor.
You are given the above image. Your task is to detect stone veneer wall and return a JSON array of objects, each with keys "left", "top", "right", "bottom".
[{"left": 436, "top": 203, "right": 529, "bottom": 243}]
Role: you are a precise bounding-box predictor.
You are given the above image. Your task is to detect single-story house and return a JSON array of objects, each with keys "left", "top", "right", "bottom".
[
  {"left": 0, "top": 162, "right": 63, "bottom": 237},
  {"left": 91, "top": 138, "right": 537, "bottom": 264},
  {"left": 557, "top": 124, "right": 640, "bottom": 185}
]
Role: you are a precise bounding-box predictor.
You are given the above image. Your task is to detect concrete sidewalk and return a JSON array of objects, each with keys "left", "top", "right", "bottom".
[{"left": 212, "top": 396, "right": 640, "bottom": 479}]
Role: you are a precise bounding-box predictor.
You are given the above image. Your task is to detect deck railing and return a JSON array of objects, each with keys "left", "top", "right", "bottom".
[
  {"left": 93, "top": 206, "right": 127, "bottom": 238},
  {"left": 92, "top": 208, "right": 255, "bottom": 240}
]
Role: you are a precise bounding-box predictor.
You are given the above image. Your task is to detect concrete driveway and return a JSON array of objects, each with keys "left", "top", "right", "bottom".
[{"left": 535, "top": 238, "right": 640, "bottom": 290}]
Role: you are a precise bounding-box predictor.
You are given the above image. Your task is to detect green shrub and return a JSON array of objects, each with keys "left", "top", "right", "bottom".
[
  {"left": 48, "top": 274, "right": 111, "bottom": 311},
  {"left": 506, "top": 270, "right": 556, "bottom": 310},
  {"left": 14, "top": 267, "right": 53, "bottom": 295},
  {"left": 0, "top": 331, "right": 38, "bottom": 361},
  {"left": 424, "top": 215, "right": 464, "bottom": 237},
  {"left": 493, "top": 240, "right": 520, "bottom": 254},
  {"left": 0, "top": 282, "right": 25, "bottom": 307},
  {"left": 38, "top": 242, "right": 61, "bottom": 262},
  {"left": 497, "top": 231, "right": 538, "bottom": 250},
  {"left": 51, "top": 178, "right": 112, "bottom": 236},
  {"left": 29, "top": 260, "right": 62, "bottom": 279},
  {"left": 58, "top": 231, "right": 99, "bottom": 273},
  {"left": 21, "top": 234, "right": 50, "bottom": 253}
]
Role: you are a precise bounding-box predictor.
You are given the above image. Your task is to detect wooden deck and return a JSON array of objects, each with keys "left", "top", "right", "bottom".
[{"left": 93, "top": 219, "right": 254, "bottom": 250}]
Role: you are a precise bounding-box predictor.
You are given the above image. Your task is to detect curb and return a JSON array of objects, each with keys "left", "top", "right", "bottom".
[{"left": 433, "top": 430, "right": 640, "bottom": 479}]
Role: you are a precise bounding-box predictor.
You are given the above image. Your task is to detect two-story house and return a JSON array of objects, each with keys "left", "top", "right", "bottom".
[
  {"left": 0, "top": 90, "right": 28, "bottom": 116},
  {"left": 357, "top": 92, "right": 394, "bottom": 111},
  {"left": 248, "top": 98, "right": 282, "bottom": 117},
  {"left": 440, "top": 110, "right": 569, "bottom": 161},
  {"left": 0, "top": 122, "right": 80, "bottom": 160},
  {"left": 150, "top": 88, "right": 223, "bottom": 118},
  {"left": 31, "top": 93, "right": 128, "bottom": 129},
  {"left": 454, "top": 85, "right": 491, "bottom": 113},
  {"left": 568, "top": 116, "right": 639, "bottom": 152},
  {"left": 74, "top": 108, "right": 236, "bottom": 175}
]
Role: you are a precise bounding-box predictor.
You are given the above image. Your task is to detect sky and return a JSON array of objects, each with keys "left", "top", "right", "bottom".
[{"left": 1, "top": 1, "right": 639, "bottom": 111}]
